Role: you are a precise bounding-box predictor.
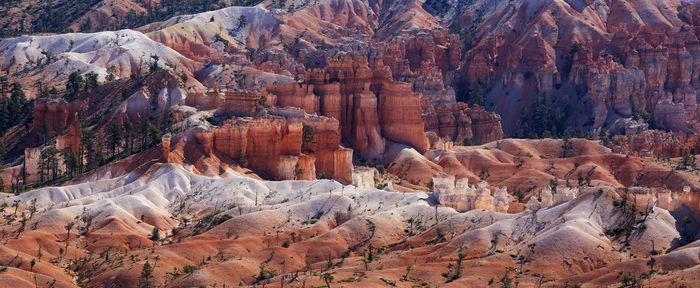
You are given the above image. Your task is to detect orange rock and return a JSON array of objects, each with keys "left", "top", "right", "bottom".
[
  {"left": 423, "top": 102, "right": 503, "bottom": 144},
  {"left": 32, "top": 99, "right": 76, "bottom": 138},
  {"left": 179, "top": 107, "right": 355, "bottom": 182},
  {"left": 266, "top": 55, "right": 429, "bottom": 158},
  {"left": 611, "top": 129, "right": 700, "bottom": 158}
]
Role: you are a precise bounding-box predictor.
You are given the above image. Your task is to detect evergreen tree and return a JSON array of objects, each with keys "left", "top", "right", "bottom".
[
  {"left": 238, "top": 15, "right": 248, "bottom": 29},
  {"left": 302, "top": 123, "right": 316, "bottom": 152},
  {"left": 147, "top": 122, "right": 161, "bottom": 148},
  {"left": 64, "top": 150, "right": 79, "bottom": 177},
  {"left": 124, "top": 120, "right": 134, "bottom": 154},
  {"left": 0, "top": 142, "right": 6, "bottom": 162},
  {"left": 0, "top": 99, "right": 9, "bottom": 133},
  {"left": 3, "top": 82, "right": 32, "bottom": 135},
  {"left": 139, "top": 261, "right": 154, "bottom": 288},
  {"left": 82, "top": 128, "right": 98, "bottom": 170},
  {"left": 39, "top": 147, "right": 60, "bottom": 182},
  {"left": 8, "top": 83, "right": 28, "bottom": 122},
  {"left": 66, "top": 71, "right": 84, "bottom": 101},
  {"left": 0, "top": 76, "right": 8, "bottom": 97},
  {"left": 149, "top": 55, "right": 161, "bottom": 73},
  {"left": 139, "top": 119, "right": 150, "bottom": 151},
  {"left": 598, "top": 129, "right": 610, "bottom": 147},
  {"left": 109, "top": 122, "right": 123, "bottom": 158},
  {"left": 150, "top": 226, "right": 160, "bottom": 241},
  {"left": 467, "top": 81, "right": 484, "bottom": 106},
  {"left": 561, "top": 133, "right": 574, "bottom": 158},
  {"left": 41, "top": 120, "right": 52, "bottom": 142},
  {"left": 84, "top": 71, "right": 99, "bottom": 91},
  {"left": 532, "top": 92, "right": 553, "bottom": 137},
  {"left": 681, "top": 150, "right": 692, "bottom": 170}
]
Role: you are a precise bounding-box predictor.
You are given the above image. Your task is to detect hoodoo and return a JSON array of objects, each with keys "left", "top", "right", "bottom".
[{"left": 0, "top": 0, "right": 698, "bottom": 287}]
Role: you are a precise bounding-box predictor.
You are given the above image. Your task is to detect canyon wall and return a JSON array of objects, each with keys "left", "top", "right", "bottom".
[
  {"left": 459, "top": 1, "right": 700, "bottom": 133},
  {"left": 176, "top": 107, "right": 353, "bottom": 182},
  {"left": 32, "top": 99, "right": 77, "bottom": 137},
  {"left": 266, "top": 55, "right": 429, "bottom": 160},
  {"left": 611, "top": 130, "right": 700, "bottom": 158},
  {"left": 422, "top": 102, "right": 503, "bottom": 145},
  {"left": 368, "top": 28, "right": 462, "bottom": 106}
]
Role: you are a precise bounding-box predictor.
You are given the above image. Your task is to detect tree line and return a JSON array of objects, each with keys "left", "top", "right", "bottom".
[
  {"left": 0, "top": 77, "right": 32, "bottom": 142},
  {"left": 1, "top": 61, "right": 174, "bottom": 193},
  {"left": 0, "top": 78, "right": 32, "bottom": 194},
  {"left": 34, "top": 111, "right": 174, "bottom": 186}
]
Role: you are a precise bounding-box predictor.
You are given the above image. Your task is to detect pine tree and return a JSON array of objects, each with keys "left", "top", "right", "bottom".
[
  {"left": 124, "top": 120, "right": 134, "bottom": 154},
  {"left": 0, "top": 142, "right": 6, "bottom": 162},
  {"left": 681, "top": 150, "right": 692, "bottom": 170},
  {"left": 66, "top": 71, "right": 84, "bottom": 101},
  {"left": 139, "top": 261, "right": 154, "bottom": 288},
  {"left": 0, "top": 76, "right": 8, "bottom": 97},
  {"left": 149, "top": 55, "right": 161, "bottom": 73},
  {"left": 84, "top": 71, "right": 99, "bottom": 91},
  {"left": 63, "top": 150, "right": 79, "bottom": 177},
  {"left": 302, "top": 123, "right": 316, "bottom": 152},
  {"left": 532, "top": 92, "right": 553, "bottom": 137},
  {"left": 109, "top": 122, "right": 123, "bottom": 158},
  {"left": 147, "top": 121, "right": 161, "bottom": 149},
  {"left": 139, "top": 119, "right": 150, "bottom": 151},
  {"left": 467, "top": 81, "right": 484, "bottom": 106},
  {"left": 82, "top": 128, "right": 98, "bottom": 170},
  {"left": 598, "top": 129, "right": 610, "bottom": 146},
  {"left": 561, "top": 133, "right": 574, "bottom": 158},
  {"left": 238, "top": 15, "right": 248, "bottom": 29},
  {"left": 39, "top": 147, "right": 60, "bottom": 182},
  {"left": 150, "top": 226, "right": 160, "bottom": 242}
]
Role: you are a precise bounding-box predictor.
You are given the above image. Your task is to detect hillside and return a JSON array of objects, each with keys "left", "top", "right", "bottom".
[{"left": 0, "top": 0, "right": 698, "bottom": 286}]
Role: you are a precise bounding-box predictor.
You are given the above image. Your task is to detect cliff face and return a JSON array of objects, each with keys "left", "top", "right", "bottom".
[
  {"left": 457, "top": 0, "right": 700, "bottom": 133},
  {"left": 423, "top": 102, "right": 503, "bottom": 145},
  {"left": 266, "top": 55, "right": 429, "bottom": 160},
  {"left": 31, "top": 98, "right": 83, "bottom": 153},
  {"left": 368, "top": 28, "right": 462, "bottom": 106},
  {"left": 32, "top": 99, "right": 76, "bottom": 137},
  {"left": 432, "top": 174, "right": 510, "bottom": 213},
  {"left": 611, "top": 130, "right": 700, "bottom": 159},
  {"left": 4, "top": 0, "right": 699, "bottom": 140},
  {"left": 167, "top": 107, "right": 353, "bottom": 182}
]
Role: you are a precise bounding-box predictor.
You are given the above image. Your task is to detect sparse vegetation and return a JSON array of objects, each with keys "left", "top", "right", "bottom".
[{"left": 441, "top": 252, "right": 466, "bottom": 283}]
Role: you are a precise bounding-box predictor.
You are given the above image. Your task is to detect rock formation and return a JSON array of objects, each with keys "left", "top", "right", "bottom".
[
  {"left": 55, "top": 112, "right": 82, "bottom": 154},
  {"left": 527, "top": 185, "right": 555, "bottom": 211},
  {"left": 161, "top": 134, "right": 171, "bottom": 163},
  {"left": 266, "top": 56, "right": 429, "bottom": 159},
  {"left": 618, "top": 186, "right": 700, "bottom": 215},
  {"left": 182, "top": 107, "right": 352, "bottom": 182},
  {"left": 352, "top": 167, "right": 377, "bottom": 189},
  {"left": 32, "top": 98, "right": 77, "bottom": 138},
  {"left": 423, "top": 102, "right": 503, "bottom": 145},
  {"left": 553, "top": 187, "right": 579, "bottom": 205},
  {"left": 23, "top": 148, "right": 40, "bottom": 185},
  {"left": 368, "top": 28, "right": 462, "bottom": 106},
  {"left": 0, "top": 1, "right": 698, "bottom": 286},
  {"left": 432, "top": 174, "right": 509, "bottom": 213},
  {"left": 187, "top": 86, "right": 262, "bottom": 117},
  {"left": 527, "top": 186, "right": 579, "bottom": 211},
  {"left": 611, "top": 129, "right": 700, "bottom": 158},
  {"left": 449, "top": 0, "right": 700, "bottom": 135}
]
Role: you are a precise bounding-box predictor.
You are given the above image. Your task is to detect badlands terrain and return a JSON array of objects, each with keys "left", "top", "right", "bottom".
[{"left": 0, "top": 0, "right": 698, "bottom": 287}]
